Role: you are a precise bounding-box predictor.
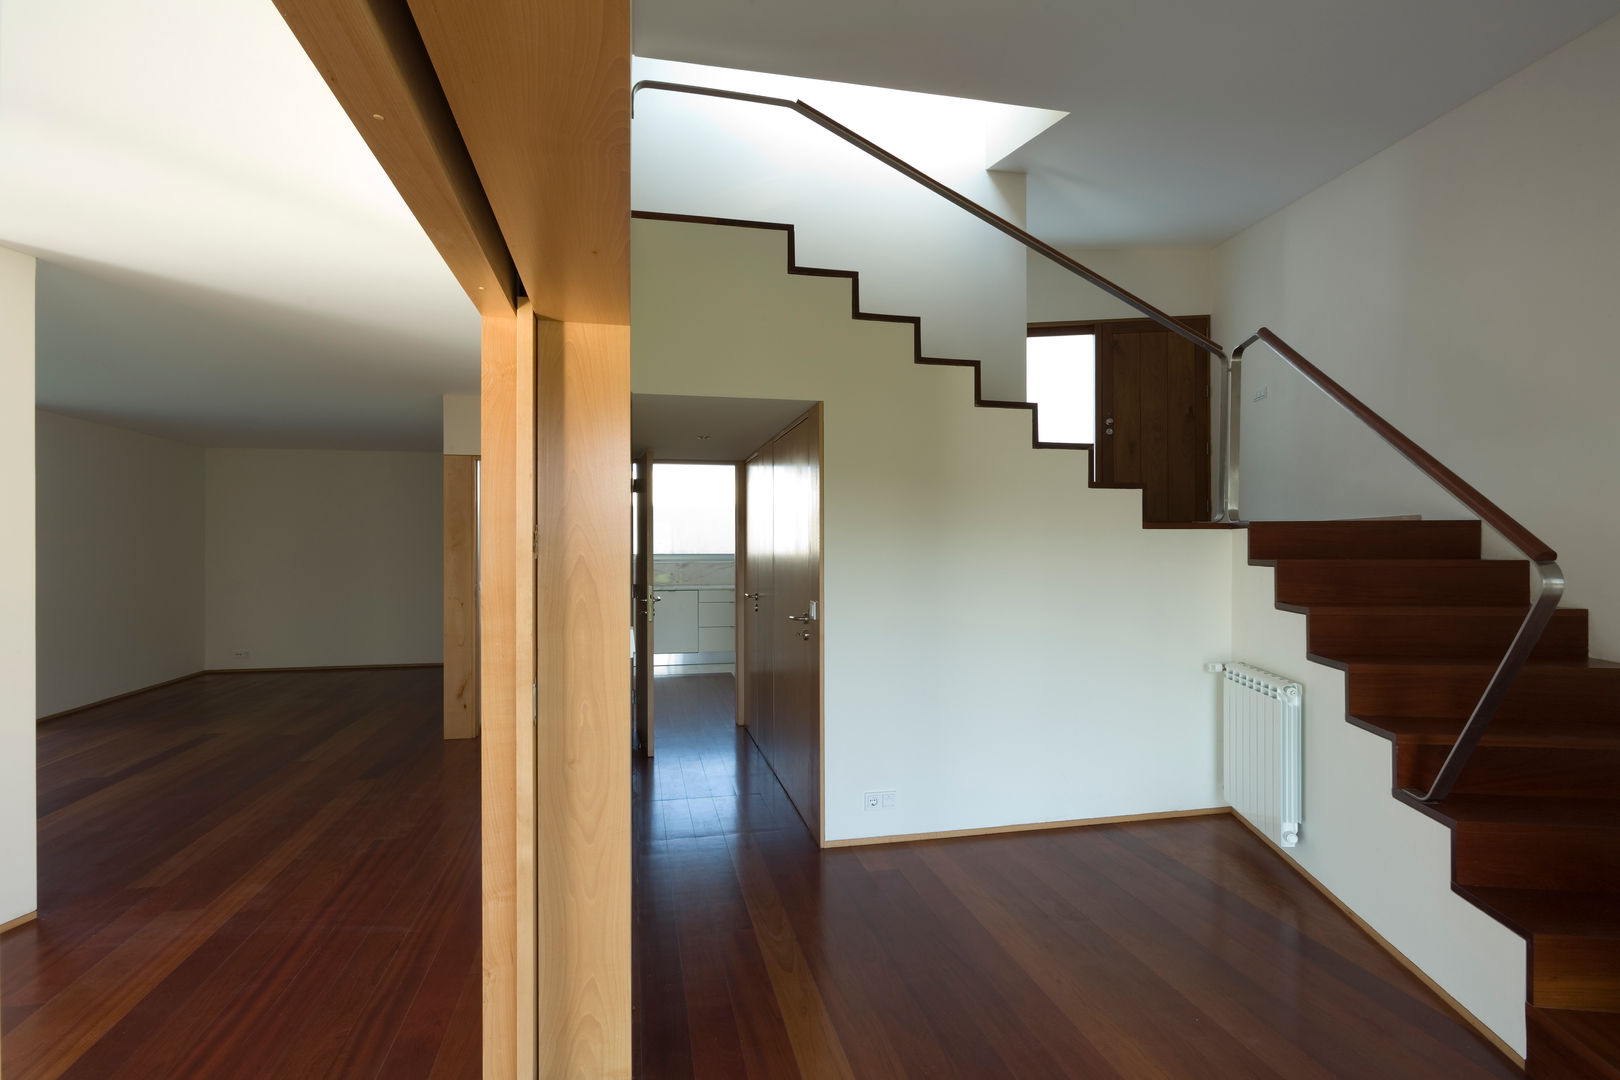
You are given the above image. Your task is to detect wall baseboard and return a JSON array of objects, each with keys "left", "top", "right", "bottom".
[
  {"left": 36, "top": 664, "right": 446, "bottom": 724},
  {"left": 1226, "top": 809, "right": 1525, "bottom": 1070},
  {"left": 203, "top": 663, "right": 444, "bottom": 675},
  {"left": 0, "top": 910, "right": 38, "bottom": 935},
  {"left": 36, "top": 671, "right": 206, "bottom": 725},
  {"left": 819, "top": 806, "right": 1228, "bottom": 848}
]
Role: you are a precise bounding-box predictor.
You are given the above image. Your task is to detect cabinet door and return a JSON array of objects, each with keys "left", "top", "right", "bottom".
[{"left": 651, "top": 589, "right": 700, "bottom": 654}]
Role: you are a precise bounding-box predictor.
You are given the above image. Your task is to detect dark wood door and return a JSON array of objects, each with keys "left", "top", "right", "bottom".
[
  {"left": 633, "top": 450, "right": 655, "bottom": 755},
  {"left": 769, "top": 408, "right": 822, "bottom": 835},
  {"left": 1095, "top": 316, "right": 1213, "bottom": 522},
  {"left": 744, "top": 445, "right": 775, "bottom": 762}
]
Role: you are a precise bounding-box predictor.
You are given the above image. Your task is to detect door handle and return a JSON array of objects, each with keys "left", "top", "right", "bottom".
[
  {"left": 786, "top": 612, "right": 812, "bottom": 623},
  {"left": 743, "top": 591, "right": 759, "bottom": 600}
]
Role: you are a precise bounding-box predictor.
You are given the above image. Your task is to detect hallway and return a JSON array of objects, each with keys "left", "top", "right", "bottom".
[{"left": 632, "top": 674, "right": 1522, "bottom": 1079}]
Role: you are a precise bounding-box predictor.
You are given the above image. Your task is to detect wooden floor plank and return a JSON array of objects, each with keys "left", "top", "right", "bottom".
[
  {"left": 633, "top": 673, "right": 1524, "bottom": 1079},
  {"left": 1, "top": 669, "right": 481, "bottom": 1080}
]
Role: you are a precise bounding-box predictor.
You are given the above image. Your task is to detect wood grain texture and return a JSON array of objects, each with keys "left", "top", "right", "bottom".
[
  {"left": 632, "top": 675, "right": 1522, "bottom": 1078},
  {"left": 533, "top": 320, "right": 633, "bottom": 1078},
  {"left": 1249, "top": 521, "right": 1620, "bottom": 1074},
  {"left": 479, "top": 310, "right": 519, "bottom": 1079},
  {"left": 443, "top": 455, "right": 481, "bottom": 740},
  {"left": 271, "top": 0, "right": 515, "bottom": 313},
  {"left": 405, "top": 0, "right": 631, "bottom": 324},
  {"left": 0, "top": 669, "right": 480, "bottom": 1080},
  {"left": 513, "top": 309, "right": 539, "bottom": 1079}
]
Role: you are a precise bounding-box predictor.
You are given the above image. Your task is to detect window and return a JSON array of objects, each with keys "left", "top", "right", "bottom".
[
  {"left": 1026, "top": 333, "right": 1096, "bottom": 444},
  {"left": 652, "top": 463, "right": 735, "bottom": 554}
]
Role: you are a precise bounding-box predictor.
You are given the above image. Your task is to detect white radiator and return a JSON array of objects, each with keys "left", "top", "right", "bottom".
[{"left": 1220, "top": 662, "right": 1303, "bottom": 848}]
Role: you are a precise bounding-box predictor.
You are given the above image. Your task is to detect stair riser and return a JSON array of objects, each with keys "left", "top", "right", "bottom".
[
  {"left": 1309, "top": 610, "right": 1589, "bottom": 663},
  {"left": 1528, "top": 1014, "right": 1620, "bottom": 1080},
  {"left": 1274, "top": 563, "right": 1528, "bottom": 607},
  {"left": 1248, "top": 521, "right": 1482, "bottom": 561},
  {"left": 1348, "top": 669, "right": 1620, "bottom": 722},
  {"left": 1399, "top": 745, "right": 1620, "bottom": 799},
  {"left": 1455, "top": 824, "right": 1620, "bottom": 891},
  {"left": 1535, "top": 937, "right": 1620, "bottom": 1013}
]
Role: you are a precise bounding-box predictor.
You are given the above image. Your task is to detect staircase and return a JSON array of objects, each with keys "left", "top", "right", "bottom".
[{"left": 1231, "top": 519, "right": 1620, "bottom": 1076}]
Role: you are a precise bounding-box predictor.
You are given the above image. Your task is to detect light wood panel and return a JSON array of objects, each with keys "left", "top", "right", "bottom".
[
  {"left": 479, "top": 310, "right": 520, "bottom": 1079},
  {"left": 443, "top": 454, "right": 480, "bottom": 740},
  {"left": 533, "top": 320, "right": 633, "bottom": 1078},
  {"left": 405, "top": 0, "right": 631, "bottom": 324},
  {"left": 513, "top": 309, "right": 539, "bottom": 1080},
  {"left": 271, "top": 0, "right": 515, "bottom": 313}
]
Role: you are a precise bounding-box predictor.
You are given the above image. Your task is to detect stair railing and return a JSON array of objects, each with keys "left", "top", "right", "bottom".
[
  {"left": 633, "top": 84, "right": 1564, "bottom": 799},
  {"left": 632, "top": 79, "right": 1237, "bottom": 521},
  {"left": 1234, "top": 329, "right": 1564, "bottom": 803}
]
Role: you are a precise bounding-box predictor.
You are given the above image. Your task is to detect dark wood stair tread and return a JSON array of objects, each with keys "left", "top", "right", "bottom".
[
  {"left": 1410, "top": 794, "right": 1620, "bottom": 829},
  {"left": 1460, "top": 887, "right": 1620, "bottom": 939},
  {"left": 1247, "top": 519, "right": 1482, "bottom": 562},
  {"left": 1306, "top": 606, "right": 1590, "bottom": 663},
  {"left": 1270, "top": 559, "right": 1529, "bottom": 609},
  {"left": 1353, "top": 714, "right": 1620, "bottom": 749}
]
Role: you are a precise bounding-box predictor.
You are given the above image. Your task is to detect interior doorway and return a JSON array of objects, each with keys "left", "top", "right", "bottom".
[
  {"left": 1029, "top": 315, "right": 1214, "bottom": 522},
  {"left": 629, "top": 394, "right": 825, "bottom": 840}
]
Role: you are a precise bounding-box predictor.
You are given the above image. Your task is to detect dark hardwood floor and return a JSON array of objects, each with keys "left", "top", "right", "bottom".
[
  {"left": 634, "top": 673, "right": 1524, "bottom": 1079},
  {"left": 1, "top": 668, "right": 480, "bottom": 1080}
]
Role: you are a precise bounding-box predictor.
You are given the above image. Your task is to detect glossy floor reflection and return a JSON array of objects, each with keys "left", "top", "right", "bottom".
[{"left": 632, "top": 674, "right": 1523, "bottom": 1079}]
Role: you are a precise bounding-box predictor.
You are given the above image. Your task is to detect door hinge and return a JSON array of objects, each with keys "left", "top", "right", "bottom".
[{"left": 532, "top": 682, "right": 538, "bottom": 722}]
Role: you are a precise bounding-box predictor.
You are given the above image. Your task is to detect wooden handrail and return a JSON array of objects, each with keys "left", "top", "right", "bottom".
[
  {"left": 1234, "top": 328, "right": 1556, "bottom": 562},
  {"left": 632, "top": 79, "right": 1227, "bottom": 360}
]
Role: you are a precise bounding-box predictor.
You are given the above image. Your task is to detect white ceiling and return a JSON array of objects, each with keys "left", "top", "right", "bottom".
[
  {"left": 632, "top": 394, "right": 817, "bottom": 462},
  {"left": 1, "top": 0, "right": 478, "bottom": 449},
  {"left": 635, "top": 0, "right": 1620, "bottom": 246}
]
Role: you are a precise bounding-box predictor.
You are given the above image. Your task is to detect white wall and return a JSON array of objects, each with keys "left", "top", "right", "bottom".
[
  {"left": 1214, "top": 12, "right": 1620, "bottom": 658},
  {"left": 36, "top": 410, "right": 204, "bottom": 717},
  {"left": 204, "top": 449, "right": 442, "bottom": 669},
  {"left": 442, "top": 392, "right": 479, "bottom": 455},
  {"left": 1230, "top": 541, "right": 1528, "bottom": 1054},
  {"left": 634, "top": 216, "right": 1232, "bottom": 842},
  {"left": 1, "top": 246, "right": 38, "bottom": 924},
  {"left": 1028, "top": 246, "right": 1215, "bottom": 324},
  {"left": 632, "top": 58, "right": 1034, "bottom": 400}
]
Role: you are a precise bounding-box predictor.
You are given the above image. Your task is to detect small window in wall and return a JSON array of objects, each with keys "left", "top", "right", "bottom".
[
  {"left": 1026, "top": 333, "right": 1096, "bottom": 444},
  {"left": 653, "top": 464, "right": 735, "bottom": 554}
]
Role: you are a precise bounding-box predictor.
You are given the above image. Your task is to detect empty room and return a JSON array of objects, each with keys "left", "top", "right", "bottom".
[{"left": 4, "top": 0, "right": 1620, "bottom": 1078}]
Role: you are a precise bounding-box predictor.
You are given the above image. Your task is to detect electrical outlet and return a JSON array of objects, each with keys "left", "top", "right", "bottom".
[
  {"left": 1252, "top": 384, "right": 1269, "bottom": 403},
  {"left": 232, "top": 649, "right": 250, "bottom": 660},
  {"left": 864, "top": 790, "right": 897, "bottom": 811}
]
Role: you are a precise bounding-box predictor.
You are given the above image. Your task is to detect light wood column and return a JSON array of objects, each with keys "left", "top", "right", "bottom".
[
  {"left": 443, "top": 454, "right": 480, "bottom": 739},
  {"left": 534, "top": 319, "right": 632, "bottom": 1078},
  {"left": 480, "top": 309, "right": 525, "bottom": 1077}
]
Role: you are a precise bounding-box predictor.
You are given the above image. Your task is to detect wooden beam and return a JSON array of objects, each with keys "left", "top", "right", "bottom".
[
  {"left": 443, "top": 454, "right": 480, "bottom": 739},
  {"left": 405, "top": 0, "right": 632, "bottom": 324},
  {"left": 272, "top": 0, "right": 516, "bottom": 314},
  {"left": 534, "top": 319, "right": 632, "bottom": 1077},
  {"left": 479, "top": 311, "right": 520, "bottom": 1077}
]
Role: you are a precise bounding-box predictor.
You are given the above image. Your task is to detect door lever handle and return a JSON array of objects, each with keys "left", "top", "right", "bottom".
[{"left": 786, "top": 612, "right": 812, "bottom": 623}]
